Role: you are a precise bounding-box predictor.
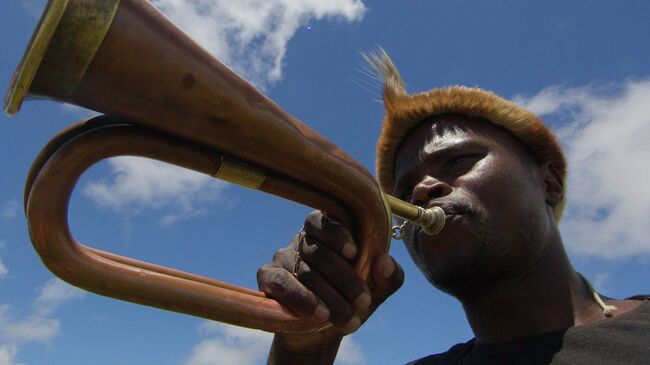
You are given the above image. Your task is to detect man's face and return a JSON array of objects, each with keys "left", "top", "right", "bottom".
[{"left": 392, "top": 115, "right": 554, "bottom": 302}]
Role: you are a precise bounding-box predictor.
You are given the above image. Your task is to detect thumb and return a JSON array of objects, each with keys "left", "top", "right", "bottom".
[{"left": 370, "top": 253, "right": 404, "bottom": 306}]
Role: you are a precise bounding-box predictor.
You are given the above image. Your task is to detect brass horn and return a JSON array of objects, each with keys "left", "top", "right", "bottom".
[{"left": 5, "top": 0, "right": 444, "bottom": 334}]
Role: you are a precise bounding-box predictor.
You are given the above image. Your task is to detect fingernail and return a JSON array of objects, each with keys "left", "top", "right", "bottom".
[
  {"left": 314, "top": 304, "right": 330, "bottom": 321},
  {"left": 342, "top": 242, "right": 357, "bottom": 259},
  {"left": 344, "top": 316, "right": 361, "bottom": 333},
  {"left": 354, "top": 292, "right": 371, "bottom": 310},
  {"left": 382, "top": 257, "right": 395, "bottom": 278}
]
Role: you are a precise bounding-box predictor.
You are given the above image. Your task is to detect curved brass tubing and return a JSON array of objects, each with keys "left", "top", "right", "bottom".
[{"left": 26, "top": 116, "right": 335, "bottom": 333}]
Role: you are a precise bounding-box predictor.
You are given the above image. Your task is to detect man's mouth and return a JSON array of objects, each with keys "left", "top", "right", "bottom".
[
  {"left": 411, "top": 202, "right": 472, "bottom": 251},
  {"left": 436, "top": 203, "right": 466, "bottom": 217}
]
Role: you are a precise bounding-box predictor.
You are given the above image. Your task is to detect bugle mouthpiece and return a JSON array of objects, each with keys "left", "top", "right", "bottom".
[
  {"left": 417, "top": 206, "right": 446, "bottom": 236},
  {"left": 384, "top": 194, "right": 446, "bottom": 238}
]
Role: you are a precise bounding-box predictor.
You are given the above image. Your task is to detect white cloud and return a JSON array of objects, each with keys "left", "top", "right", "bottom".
[
  {"left": 0, "top": 306, "right": 59, "bottom": 344},
  {"left": 184, "top": 322, "right": 272, "bottom": 365},
  {"left": 184, "top": 321, "right": 364, "bottom": 365},
  {"left": 83, "top": 157, "right": 227, "bottom": 225},
  {"left": 337, "top": 336, "right": 365, "bottom": 365},
  {"left": 514, "top": 80, "right": 650, "bottom": 259},
  {"left": 1, "top": 200, "right": 18, "bottom": 221},
  {"left": 33, "top": 278, "right": 86, "bottom": 317},
  {"left": 0, "top": 278, "right": 84, "bottom": 362},
  {"left": 0, "top": 344, "right": 24, "bottom": 365},
  {"left": 152, "top": 0, "right": 366, "bottom": 89},
  {"left": 0, "top": 241, "right": 6, "bottom": 278}
]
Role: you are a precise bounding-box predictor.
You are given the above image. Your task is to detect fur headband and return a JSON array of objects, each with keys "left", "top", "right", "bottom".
[{"left": 368, "top": 49, "right": 567, "bottom": 220}]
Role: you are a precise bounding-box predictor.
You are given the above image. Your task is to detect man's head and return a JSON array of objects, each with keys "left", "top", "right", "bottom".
[
  {"left": 393, "top": 114, "right": 564, "bottom": 302},
  {"left": 369, "top": 50, "right": 567, "bottom": 302}
]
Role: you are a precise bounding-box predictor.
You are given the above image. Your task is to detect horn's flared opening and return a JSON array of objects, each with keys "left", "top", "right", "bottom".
[
  {"left": 4, "top": 0, "right": 70, "bottom": 116},
  {"left": 4, "top": 0, "right": 120, "bottom": 116}
]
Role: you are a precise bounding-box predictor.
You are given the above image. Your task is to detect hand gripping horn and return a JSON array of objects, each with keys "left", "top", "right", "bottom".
[{"left": 5, "top": 0, "right": 445, "bottom": 334}]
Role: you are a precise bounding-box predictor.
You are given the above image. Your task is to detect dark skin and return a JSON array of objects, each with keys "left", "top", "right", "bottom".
[{"left": 258, "top": 114, "right": 642, "bottom": 364}]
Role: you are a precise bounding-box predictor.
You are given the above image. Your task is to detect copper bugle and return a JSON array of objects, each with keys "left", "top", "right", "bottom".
[{"left": 5, "top": 0, "right": 444, "bottom": 334}]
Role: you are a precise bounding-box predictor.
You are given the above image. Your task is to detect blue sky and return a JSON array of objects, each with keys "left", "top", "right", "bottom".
[{"left": 1, "top": 1, "right": 649, "bottom": 364}]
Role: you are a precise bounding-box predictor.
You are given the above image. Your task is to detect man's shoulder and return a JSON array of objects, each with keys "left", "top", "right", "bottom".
[
  {"left": 405, "top": 340, "right": 474, "bottom": 365},
  {"left": 405, "top": 300, "right": 650, "bottom": 365}
]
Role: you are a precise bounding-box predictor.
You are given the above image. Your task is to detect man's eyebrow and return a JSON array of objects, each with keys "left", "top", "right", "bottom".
[{"left": 420, "top": 139, "right": 484, "bottom": 161}]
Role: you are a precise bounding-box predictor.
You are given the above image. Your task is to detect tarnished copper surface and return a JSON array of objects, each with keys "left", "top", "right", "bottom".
[{"left": 26, "top": 117, "right": 327, "bottom": 333}]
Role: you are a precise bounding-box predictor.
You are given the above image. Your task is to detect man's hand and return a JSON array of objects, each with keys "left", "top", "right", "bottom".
[{"left": 257, "top": 211, "right": 404, "bottom": 364}]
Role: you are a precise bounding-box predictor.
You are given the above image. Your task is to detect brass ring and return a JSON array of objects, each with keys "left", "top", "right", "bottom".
[{"left": 391, "top": 220, "right": 409, "bottom": 240}]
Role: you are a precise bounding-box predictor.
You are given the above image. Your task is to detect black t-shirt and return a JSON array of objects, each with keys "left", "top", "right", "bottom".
[{"left": 408, "top": 299, "right": 650, "bottom": 365}]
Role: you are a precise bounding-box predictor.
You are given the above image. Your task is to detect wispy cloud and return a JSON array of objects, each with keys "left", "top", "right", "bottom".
[
  {"left": 337, "top": 336, "right": 365, "bottom": 364},
  {"left": 184, "top": 322, "right": 272, "bottom": 365},
  {"left": 33, "top": 278, "right": 86, "bottom": 317},
  {"left": 83, "top": 157, "right": 228, "bottom": 226},
  {"left": 0, "top": 306, "right": 59, "bottom": 344},
  {"left": 1, "top": 200, "right": 18, "bottom": 221},
  {"left": 0, "top": 241, "right": 7, "bottom": 278},
  {"left": 0, "top": 279, "right": 84, "bottom": 344},
  {"left": 0, "top": 344, "right": 24, "bottom": 365},
  {"left": 152, "top": 0, "right": 366, "bottom": 90},
  {"left": 514, "top": 80, "right": 650, "bottom": 259},
  {"left": 183, "top": 321, "right": 365, "bottom": 365}
]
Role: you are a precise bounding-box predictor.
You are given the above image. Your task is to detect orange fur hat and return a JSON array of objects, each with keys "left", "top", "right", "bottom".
[{"left": 368, "top": 50, "right": 567, "bottom": 220}]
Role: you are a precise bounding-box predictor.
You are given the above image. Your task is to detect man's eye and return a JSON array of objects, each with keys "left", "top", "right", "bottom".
[{"left": 446, "top": 154, "right": 480, "bottom": 170}]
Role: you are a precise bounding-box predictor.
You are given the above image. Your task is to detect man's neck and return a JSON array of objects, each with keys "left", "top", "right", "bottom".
[{"left": 462, "top": 241, "right": 606, "bottom": 344}]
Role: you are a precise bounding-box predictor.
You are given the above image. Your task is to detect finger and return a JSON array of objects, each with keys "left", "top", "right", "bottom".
[
  {"left": 300, "top": 234, "right": 371, "bottom": 312},
  {"left": 304, "top": 211, "right": 357, "bottom": 259},
  {"left": 270, "top": 233, "right": 307, "bottom": 270},
  {"left": 370, "top": 254, "right": 405, "bottom": 306},
  {"left": 271, "top": 246, "right": 297, "bottom": 269},
  {"left": 294, "top": 259, "right": 360, "bottom": 333},
  {"left": 257, "top": 264, "right": 330, "bottom": 321}
]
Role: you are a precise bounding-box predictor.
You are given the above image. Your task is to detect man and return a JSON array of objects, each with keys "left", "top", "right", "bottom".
[{"left": 257, "top": 51, "right": 649, "bottom": 364}]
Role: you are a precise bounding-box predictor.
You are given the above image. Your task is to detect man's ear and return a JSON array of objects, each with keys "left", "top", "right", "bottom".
[{"left": 541, "top": 162, "right": 563, "bottom": 207}]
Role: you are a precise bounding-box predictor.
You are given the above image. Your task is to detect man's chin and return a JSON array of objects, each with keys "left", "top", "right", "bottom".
[
  {"left": 423, "top": 254, "right": 502, "bottom": 304},
  {"left": 426, "top": 267, "right": 475, "bottom": 303},
  {"left": 413, "top": 213, "right": 484, "bottom": 265}
]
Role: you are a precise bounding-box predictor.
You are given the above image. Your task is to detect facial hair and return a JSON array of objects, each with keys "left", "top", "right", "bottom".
[{"left": 421, "top": 208, "right": 542, "bottom": 304}]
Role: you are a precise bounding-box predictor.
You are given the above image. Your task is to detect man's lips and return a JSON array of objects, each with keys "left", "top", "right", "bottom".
[
  {"left": 412, "top": 203, "right": 471, "bottom": 252},
  {"left": 434, "top": 203, "right": 467, "bottom": 217},
  {"left": 415, "top": 212, "right": 464, "bottom": 237}
]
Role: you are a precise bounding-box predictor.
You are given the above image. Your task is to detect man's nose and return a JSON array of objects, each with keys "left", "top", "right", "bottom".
[{"left": 411, "top": 176, "right": 452, "bottom": 206}]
